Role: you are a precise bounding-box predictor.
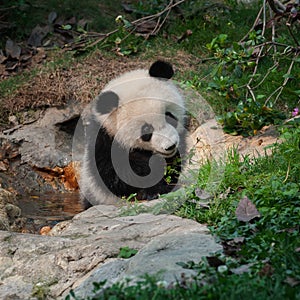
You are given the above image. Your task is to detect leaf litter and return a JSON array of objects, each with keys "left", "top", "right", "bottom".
[{"left": 235, "top": 195, "right": 261, "bottom": 222}]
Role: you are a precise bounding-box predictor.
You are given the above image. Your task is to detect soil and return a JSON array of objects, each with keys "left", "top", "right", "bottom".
[{"left": 0, "top": 49, "right": 197, "bottom": 129}]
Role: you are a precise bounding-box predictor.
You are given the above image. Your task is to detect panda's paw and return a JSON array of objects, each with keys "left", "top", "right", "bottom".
[{"left": 136, "top": 190, "right": 159, "bottom": 201}]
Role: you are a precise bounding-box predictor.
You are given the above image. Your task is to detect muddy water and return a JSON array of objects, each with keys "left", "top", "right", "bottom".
[{"left": 16, "top": 192, "right": 85, "bottom": 234}]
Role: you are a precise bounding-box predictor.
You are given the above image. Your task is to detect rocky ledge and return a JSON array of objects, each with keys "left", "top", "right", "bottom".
[{"left": 0, "top": 203, "right": 222, "bottom": 299}]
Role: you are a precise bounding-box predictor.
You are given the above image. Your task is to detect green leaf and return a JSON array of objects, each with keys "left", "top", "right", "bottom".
[
  {"left": 62, "top": 24, "right": 72, "bottom": 30},
  {"left": 283, "top": 73, "right": 294, "bottom": 79},
  {"left": 118, "top": 246, "right": 138, "bottom": 258}
]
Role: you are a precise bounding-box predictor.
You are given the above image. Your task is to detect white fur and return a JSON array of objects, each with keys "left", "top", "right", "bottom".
[
  {"left": 93, "top": 69, "right": 185, "bottom": 156},
  {"left": 80, "top": 65, "right": 186, "bottom": 205}
]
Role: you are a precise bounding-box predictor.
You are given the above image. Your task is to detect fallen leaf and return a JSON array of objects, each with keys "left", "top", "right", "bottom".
[
  {"left": 177, "top": 29, "right": 193, "bottom": 43},
  {"left": 0, "top": 50, "right": 7, "bottom": 64},
  {"left": 233, "top": 236, "right": 245, "bottom": 243},
  {"left": 235, "top": 196, "right": 261, "bottom": 222},
  {"left": 0, "top": 161, "right": 8, "bottom": 171},
  {"left": 48, "top": 11, "right": 57, "bottom": 24},
  {"left": 206, "top": 256, "right": 224, "bottom": 268},
  {"left": 5, "top": 39, "right": 21, "bottom": 59},
  {"left": 222, "top": 237, "right": 245, "bottom": 256},
  {"left": 195, "top": 188, "right": 213, "bottom": 200},
  {"left": 231, "top": 263, "right": 254, "bottom": 275},
  {"left": 5, "top": 60, "right": 19, "bottom": 71},
  {"left": 28, "top": 25, "right": 50, "bottom": 47},
  {"left": 78, "top": 19, "right": 88, "bottom": 30},
  {"left": 258, "top": 263, "right": 274, "bottom": 277},
  {"left": 219, "top": 187, "right": 232, "bottom": 199},
  {"left": 285, "top": 277, "right": 300, "bottom": 287},
  {"left": 40, "top": 226, "right": 52, "bottom": 235}
]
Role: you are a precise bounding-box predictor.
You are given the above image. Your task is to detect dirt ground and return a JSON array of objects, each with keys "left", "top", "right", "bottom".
[{"left": 0, "top": 48, "right": 197, "bottom": 126}]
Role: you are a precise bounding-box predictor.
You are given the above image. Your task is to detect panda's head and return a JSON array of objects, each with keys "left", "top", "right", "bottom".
[{"left": 92, "top": 61, "right": 185, "bottom": 158}]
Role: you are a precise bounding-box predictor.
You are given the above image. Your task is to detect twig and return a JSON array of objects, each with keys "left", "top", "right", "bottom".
[
  {"left": 246, "top": 44, "right": 265, "bottom": 100},
  {"left": 66, "top": 0, "right": 185, "bottom": 51},
  {"left": 252, "top": 41, "right": 291, "bottom": 49},
  {"left": 273, "top": 55, "right": 297, "bottom": 103},
  {"left": 245, "top": 0, "right": 268, "bottom": 100},
  {"left": 239, "top": 6, "right": 264, "bottom": 43},
  {"left": 131, "top": 0, "right": 185, "bottom": 25},
  {"left": 286, "top": 25, "right": 300, "bottom": 47},
  {"left": 246, "top": 84, "right": 257, "bottom": 102},
  {"left": 0, "top": 6, "right": 17, "bottom": 11},
  {"left": 262, "top": 0, "right": 267, "bottom": 37},
  {"left": 151, "top": 0, "right": 173, "bottom": 35},
  {"left": 264, "top": 53, "right": 298, "bottom": 105},
  {"left": 267, "top": 0, "right": 286, "bottom": 14},
  {"left": 283, "top": 162, "right": 290, "bottom": 183},
  {"left": 270, "top": 3, "right": 277, "bottom": 53},
  {"left": 251, "top": 61, "right": 279, "bottom": 90}
]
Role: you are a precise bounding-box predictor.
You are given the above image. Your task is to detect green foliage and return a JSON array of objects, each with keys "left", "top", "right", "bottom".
[
  {"left": 67, "top": 124, "right": 300, "bottom": 300},
  {"left": 165, "top": 1, "right": 299, "bottom": 135},
  {"left": 164, "top": 157, "right": 181, "bottom": 184},
  {"left": 105, "top": 26, "right": 143, "bottom": 57},
  {"left": 217, "top": 98, "right": 286, "bottom": 136},
  {"left": 117, "top": 246, "right": 138, "bottom": 259},
  {"left": 179, "top": 124, "right": 300, "bottom": 294},
  {"left": 205, "top": 33, "right": 255, "bottom": 81}
]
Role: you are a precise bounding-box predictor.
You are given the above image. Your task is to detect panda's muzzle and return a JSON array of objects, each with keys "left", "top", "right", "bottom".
[
  {"left": 157, "top": 143, "right": 178, "bottom": 157},
  {"left": 165, "top": 143, "right": 177, "bottom": 152}
]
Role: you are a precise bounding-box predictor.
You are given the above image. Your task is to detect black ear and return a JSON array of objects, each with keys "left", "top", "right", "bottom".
[
  {"left": 95, "top": 91, "right": 119, "bottom": 114},
  {"left": 149, "top": 60, "right": 174, "bottom": 79}
]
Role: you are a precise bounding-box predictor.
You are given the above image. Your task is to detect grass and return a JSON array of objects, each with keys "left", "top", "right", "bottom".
[{"left": 67, "top": 122, "right": 300, "bottom": 300}]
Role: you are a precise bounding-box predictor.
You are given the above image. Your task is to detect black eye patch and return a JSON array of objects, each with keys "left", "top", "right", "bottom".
[
  {"left": 165, "top": 112, "right": 178, "bottom": 128},
  {"left": 141, "top": 123, "right": 154, "bottom": 142}
]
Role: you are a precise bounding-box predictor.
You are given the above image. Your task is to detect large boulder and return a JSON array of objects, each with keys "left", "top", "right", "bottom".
[{"left": 0, "top": 204, "right": 221, "bottom": 299}]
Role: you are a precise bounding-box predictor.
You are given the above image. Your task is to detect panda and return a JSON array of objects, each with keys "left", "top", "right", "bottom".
[{"left": 80, "top": 60, "right": 186, "bottom": 207}]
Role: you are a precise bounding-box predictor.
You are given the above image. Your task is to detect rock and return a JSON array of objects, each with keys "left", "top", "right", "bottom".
[
  {"left": 0, "top": 204, "right": 221, "bottom": 299},
  {"left": 0, "top": 188, "right": 24, "bottom": 231},
  {"left": 73, "top": 232, "right": 222, "bottom": 299},
  {"left": 191, "top": 119, "right": 279, "bottom": 163},
  {"left": 4, "top": 104, "right": 85, "bottom": 169},
  {"left": 0, "top": 102, "right": 85, "bottom": 194}
]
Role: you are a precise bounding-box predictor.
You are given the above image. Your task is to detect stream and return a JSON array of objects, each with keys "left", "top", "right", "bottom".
[{"left": 16, "top": 192, "right": 85, "bottom": 233}]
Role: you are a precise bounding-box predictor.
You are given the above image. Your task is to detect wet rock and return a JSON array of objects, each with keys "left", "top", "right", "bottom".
[
  {"left": 0, "top": 102, "right": 85, "bottom": 194},
  {"left": 4, "top": 103, "right": 85, "bottom": 168},
  {"left": 0, "top": 204, "right": 221, "bottom": 299},
  {"left": 0, "top": 188, "right": 24, "bottom": 231}
]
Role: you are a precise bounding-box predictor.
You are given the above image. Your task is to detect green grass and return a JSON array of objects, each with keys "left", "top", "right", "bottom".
[
  {"left": 67, "top": 122, "right": 300, "bottom": 300},
  {"left": 67, "top": 272, "right": 299, "bottom": 300}
]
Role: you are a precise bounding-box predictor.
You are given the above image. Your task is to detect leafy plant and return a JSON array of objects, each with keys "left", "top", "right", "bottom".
[
  {"left": 118, "top": 246, "right": 138, "bottom": 259},
  {"left": 217, "top": 98, "right": 286, "bottom": 136}
]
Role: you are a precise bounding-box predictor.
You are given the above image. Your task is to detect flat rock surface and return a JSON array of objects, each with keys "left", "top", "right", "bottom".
[
  {"left": 0, "top": 204, "right": 221, "bottom": 299},
  {"left": 191, "top": 119, "right": 279, "bottom": 163}
]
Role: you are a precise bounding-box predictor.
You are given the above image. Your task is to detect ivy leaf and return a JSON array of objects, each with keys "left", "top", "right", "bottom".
[{"left": 235, "top": 196, "right": 261, "bottom": 222}]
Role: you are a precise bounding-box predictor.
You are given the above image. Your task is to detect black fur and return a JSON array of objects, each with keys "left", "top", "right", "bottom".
[
  {"left": 84, "top": 117, "right": 184, "bottom": 204},
  {"left": 149, "top": 61, "right": 174, "bottom": 79},
  {"left": 95, "top": 91, "right": 119, "bottom": 114}
]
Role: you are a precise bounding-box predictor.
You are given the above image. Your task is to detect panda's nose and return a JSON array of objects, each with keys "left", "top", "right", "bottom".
[{"left": 165, "top": 143, "right": 177, "bottom": 152}]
